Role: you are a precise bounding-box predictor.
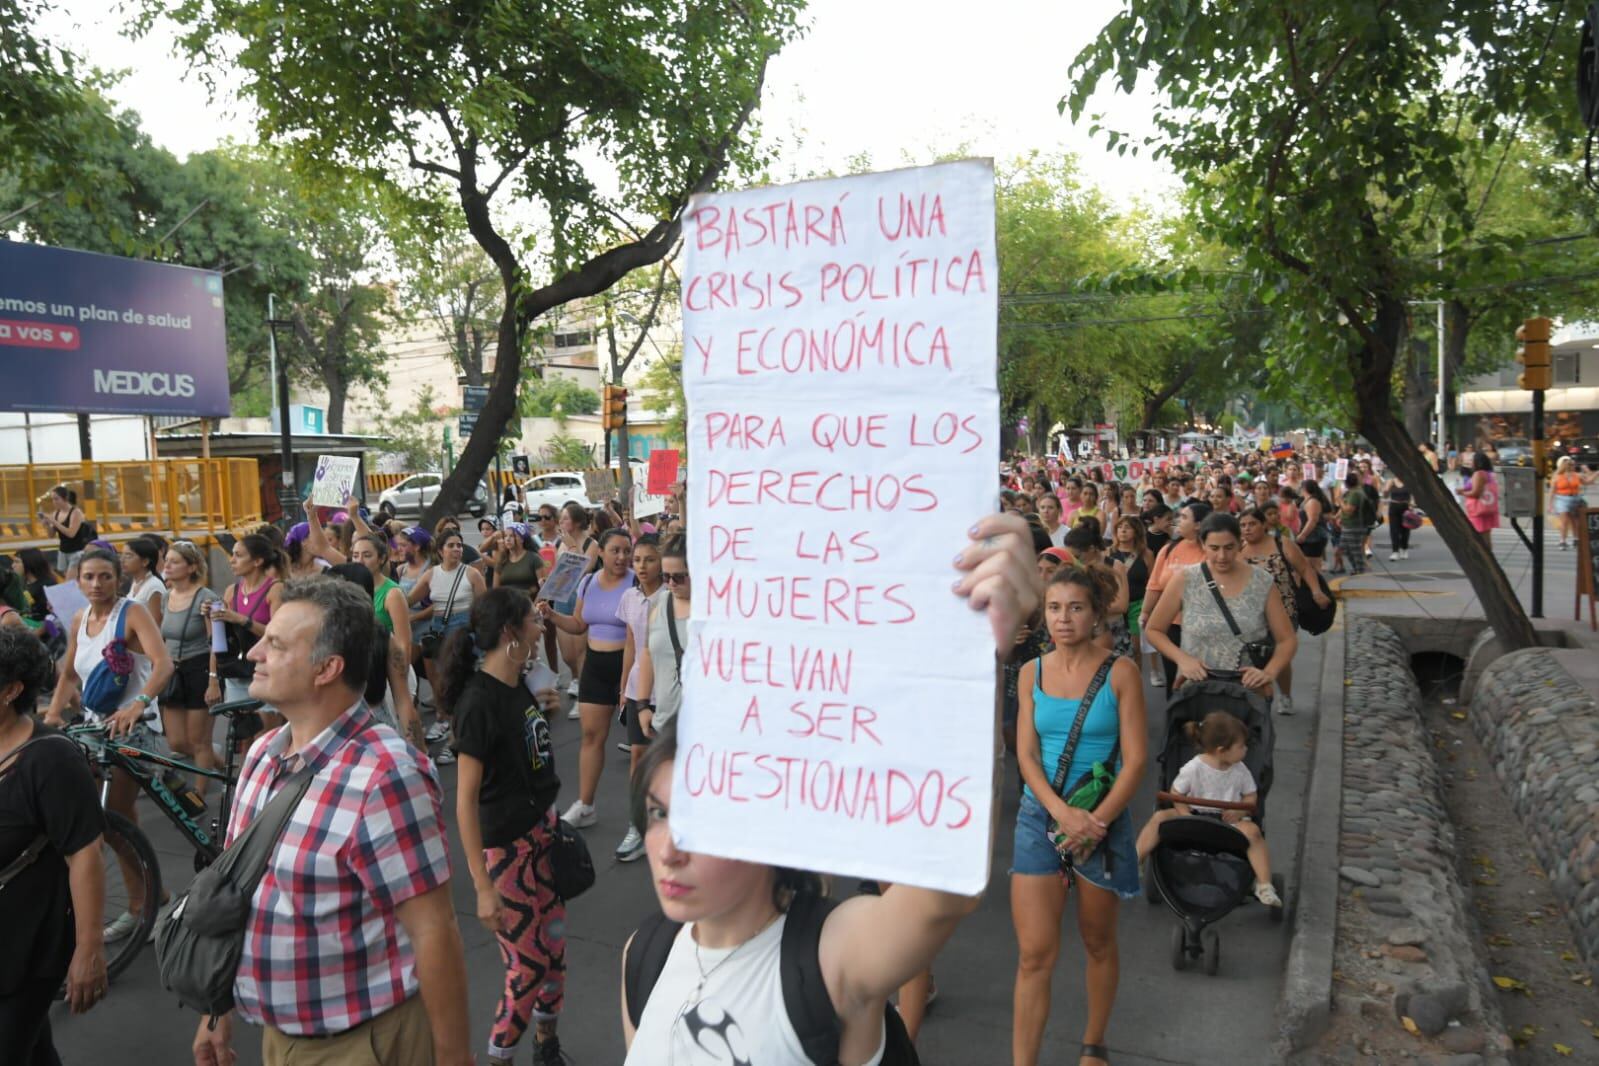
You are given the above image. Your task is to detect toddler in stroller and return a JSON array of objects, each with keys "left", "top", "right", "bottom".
[{"left": 1136, "top": 710, "right": 1282, "bottom": 909}]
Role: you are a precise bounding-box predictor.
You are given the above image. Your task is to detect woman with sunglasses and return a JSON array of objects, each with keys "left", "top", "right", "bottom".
[
  {"left": 158, "top": 541, "right": 223, "bottom": 793},
  {"left": 539, "top": 527, "right": 633, "bottom": 829}
]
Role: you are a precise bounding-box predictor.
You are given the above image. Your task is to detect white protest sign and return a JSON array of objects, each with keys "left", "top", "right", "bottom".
[
  {"left": 310, "top": 455, "right": 360, "bottom": 507},
  {"left": 1334, "top": 457, "right": 1350, "bottom": 482},
  {"left": 44, "top": 580, "right": 89, "bottom": 622},
  {"left": 680, "top": 160, "right": 999, "bottom": 894}
]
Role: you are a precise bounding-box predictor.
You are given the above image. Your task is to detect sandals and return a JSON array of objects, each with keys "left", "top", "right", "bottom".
[{"left": 1081, "top": 1044, "right": 1111, "bottom": 1065}]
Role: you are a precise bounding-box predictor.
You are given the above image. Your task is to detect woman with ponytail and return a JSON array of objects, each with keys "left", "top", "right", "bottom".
[
  {"left": 1011, "top": 565, "right": 1147, "bottom": 1066},
  {"left": 443, "top": 588, "right": 568, "bottom": 1066}
]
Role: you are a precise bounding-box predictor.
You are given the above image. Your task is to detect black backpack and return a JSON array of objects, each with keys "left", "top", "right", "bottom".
[{"left": 624, "top": 891, "right": 921, "bottom": 1065}]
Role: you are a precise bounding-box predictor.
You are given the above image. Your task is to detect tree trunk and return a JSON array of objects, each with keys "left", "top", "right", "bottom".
[
  {"left": 1351, "top": 294, "right": 1538, "bottom": 651},
  {"left": 1401, "top": 335, "right": 1434, "bottom": 442},
  {"left": 323, "top": 370, "right": 347, "bottom": 435}
]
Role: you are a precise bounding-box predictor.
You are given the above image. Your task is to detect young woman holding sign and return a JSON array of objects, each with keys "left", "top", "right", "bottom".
[
  {"left": 1011, "top": 566, "right": 1148, "bottom": 1066},
  {"left": 619, "top": 512, "right": 1040, "bottom": 1066}
]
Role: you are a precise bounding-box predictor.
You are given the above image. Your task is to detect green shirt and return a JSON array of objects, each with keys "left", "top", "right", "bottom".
[
  {"left": 496, "top": 549, "right": 543, "bottom": 593},
  {"left": 373, "top": 577, "right": 401, "bottom": 634}
]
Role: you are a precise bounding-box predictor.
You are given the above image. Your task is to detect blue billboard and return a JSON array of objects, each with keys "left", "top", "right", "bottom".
[{"left": 0, "top": 240, "right": 230, "bottom": 416}]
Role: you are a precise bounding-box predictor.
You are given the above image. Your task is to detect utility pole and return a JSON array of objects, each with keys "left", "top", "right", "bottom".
[
  {"left": 1516, "top": 316, "right": 1553, "bottom": 618},
  {"left": 266, "top": 293, "right": 298, "bottom": 524},
  {"left": 1435, "top": 237, "right": 1447, "bottom": 453}
]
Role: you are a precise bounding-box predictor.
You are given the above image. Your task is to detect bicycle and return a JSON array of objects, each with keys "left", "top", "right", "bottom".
[{"left": 64, "top": 698, "right": 267, "bottom": 982}]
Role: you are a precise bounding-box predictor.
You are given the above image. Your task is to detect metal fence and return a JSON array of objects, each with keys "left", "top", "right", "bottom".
[{"left": 0, "top": 459, "right": 263, "bottom": 543}]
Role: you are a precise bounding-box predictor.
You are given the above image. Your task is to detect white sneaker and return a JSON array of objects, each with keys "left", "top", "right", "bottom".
[
  {"left": 1400, "top": 549, "right": 1409, "bottom": 559},
  {"left": 567, "top": 705, "right": 581, "bottom": 720},
  {"left": 617, "top": 740, "right": 632, "bottom": 753},
  {"left": 1388, "top": 552, "right": 1400, "bottom": 561},
  {"left": 1149, "top": 668, "right": 1165, "bottom": 688},
  {"left": 615, "top": 826, "right": 645, "bottom": 862},
  {"left": 567, "top": 679, "right": 580, "bottom": 697},
  {"left": 1275, "top": 693, "right": 1294, "bottom": 715},
  {"left": 425, "top": 719, "right": 450, "bottom": 743},
  {"left": 104, "top": 910, "right": 138, "bottom": 943},
  {"left": 1255, "top": 881, "right": 1284, "bottom": 908},
  {"left": 561, "top": 800, "right": 597, "bottom": 828}
]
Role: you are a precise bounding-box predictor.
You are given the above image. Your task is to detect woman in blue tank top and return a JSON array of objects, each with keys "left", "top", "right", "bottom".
[{"left": 1011, "top": 566, "right": 1148, "bottom": 1066}]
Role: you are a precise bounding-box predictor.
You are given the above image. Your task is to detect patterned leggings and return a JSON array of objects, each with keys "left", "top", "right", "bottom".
[{"left": 484, "top": 812, "right": 566, "bottom": 1056}]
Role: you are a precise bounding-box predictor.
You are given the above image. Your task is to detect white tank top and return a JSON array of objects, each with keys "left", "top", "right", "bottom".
[
  {"left": 74, "top": 599, "right": 152, "bottom": 718},
  {"left": 624, "top": 914, "right": 885, "bottom": 1066}
]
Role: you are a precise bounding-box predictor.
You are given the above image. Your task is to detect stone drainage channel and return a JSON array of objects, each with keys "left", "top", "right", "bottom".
[{"left": 1300, "top": 619, "right": 1599, "bottom": 1065}]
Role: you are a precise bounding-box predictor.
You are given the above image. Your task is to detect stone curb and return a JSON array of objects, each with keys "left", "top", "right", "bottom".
[
  {"left": 1276, "top": 618, "right": 1346, "bottom": 1053},
  {"left": 1327, "top": 618, "right": 1510, "bottom": 1062},
  {"left": 1472, "top": 648, "right": 1599, "bottom": 976}
]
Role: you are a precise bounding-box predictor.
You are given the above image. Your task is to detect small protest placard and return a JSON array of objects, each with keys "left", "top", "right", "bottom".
[
  {"left": 647, "top": 449, "right": 681, "bottom": 496},
  {"left": 535, "top": 551, "right": 588, "bottom": 609},
  {"left": 583, "top": 469, "right": 617, "bottom": 503},
  {"left": 1334, "top": 457, "right": 1350, "bottom": 481},
  {"left": 680, "top": 160, "right": 999, "bottom": 893},
  {"left": 310, "top": 455, "right": 359, "bottom": 507},
  {"left": 1303, "top": 462, "right": 1317, "bottom": 482}
]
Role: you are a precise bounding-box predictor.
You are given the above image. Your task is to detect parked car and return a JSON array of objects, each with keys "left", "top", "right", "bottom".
[
  {"left": 1552, "top": 437, "right": 1599, "bottom": 468},
  {"left": 518, "top": 471, "right": 597, "bottom": 515},
  {"left": 1491, "top": 437, "right": 1532, "bottom": 467},
  {"left": 376, "top": 473, "right": 489, "bottom": 520}
]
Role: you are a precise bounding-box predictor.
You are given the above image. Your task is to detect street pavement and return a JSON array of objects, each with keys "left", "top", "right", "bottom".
[{"left": 52, "top": 636, "right": 1324, "bottom": 1064}]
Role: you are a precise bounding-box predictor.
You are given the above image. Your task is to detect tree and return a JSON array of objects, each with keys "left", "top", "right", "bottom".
[
  {"left": 377, "top": 385, "right": 448, "bottom": 470},
  {"left": 251, "top": 166, "right": 394, "bottom": 434},
  {"left": 1067, "top": 1, "right": 1583, "bottom": 650},
  {"left": 156, "top": 0, "right": 804, "bottom": 524},
  {"left": 520, "top": 377, "right": 600, "bottom": 421},
  {"left": 400, "top": 228, "right": 502, "bottom": 388},
  {"left": 637, "top": 344, "right": 686, "bottom": 444}
]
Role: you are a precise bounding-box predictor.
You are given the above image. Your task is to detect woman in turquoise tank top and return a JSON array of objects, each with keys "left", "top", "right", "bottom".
[{"left": 1011, "top": 567, "right": 1148, "bottom": 1066}]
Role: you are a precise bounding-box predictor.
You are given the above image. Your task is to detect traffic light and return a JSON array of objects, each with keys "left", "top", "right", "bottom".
[
  {"left": 602, "top": 384, "right": 628, "bottom": 431},
  {"left": 1516, "top": 316, "right": 1553, "bottom": 391}
]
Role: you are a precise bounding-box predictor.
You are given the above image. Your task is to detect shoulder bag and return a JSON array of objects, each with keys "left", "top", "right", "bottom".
[
  {"left": 1043, "top": 655, "right": 1119, "bottom": 871},
  {"left": 160, "top": 591, "right": 204, "bottom": 702},
  {"left": 81, "top": 601, "right": 133, "bottom": 715},
  {"left": 418, "top": 567, "right": 466, "bottom": 660},
  {"left": 550, "top": 816, "right": 595, "bottom": 901},
  {"left": 155, "top": 764, "right": 316, "bottom": 1019},
  {"left": 1200, "top": 562, "right": 1273, "bottom": 670}
]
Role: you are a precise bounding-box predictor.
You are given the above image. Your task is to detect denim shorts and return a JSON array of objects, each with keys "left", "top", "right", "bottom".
[
  {"left": 1555, "top": 494, "right": 1583, "bottom": 515},
  {"left": 1011, "top": 788, "right": 1141, "bottom": 899}
]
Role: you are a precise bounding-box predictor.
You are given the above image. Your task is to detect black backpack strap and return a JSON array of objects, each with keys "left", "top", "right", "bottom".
[
  {"left": 779, "top": 891, "right": 922, "bottom": 1065},
  {"left": 1047, "top": 655, "right": 1115, "bottom": 798},
  {"left": 780, "top": 891, "right": 843, "bottom": 1065},
  {"left": 624, "top": 910, "right": 683, "bottom": 1029}
]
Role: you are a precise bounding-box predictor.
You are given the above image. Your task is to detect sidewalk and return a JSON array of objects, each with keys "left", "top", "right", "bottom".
[{"left": 1329, "top": 523, "right": 1599, "bottom": 696}]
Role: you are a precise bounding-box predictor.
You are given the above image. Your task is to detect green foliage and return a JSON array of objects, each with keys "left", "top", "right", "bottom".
[
  {"left": 396, "top": 219, "right": 504, "bottom": 387},
  {"left": 376, "top": 385, "right": 447, "bottom": 471},
  {"left": 637, "top": 345, "right": 685, "bottom": 444},
  {"left": 540, "top": 433, "right": 596, "bottom": 469},
  {"left": 520, "top": 378, "right": 600, "bottom": 421}
]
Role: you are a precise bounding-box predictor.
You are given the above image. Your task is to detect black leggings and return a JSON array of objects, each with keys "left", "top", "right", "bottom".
[{"left": 1389, "top": 506, "right": 1411, "bottom": 551}]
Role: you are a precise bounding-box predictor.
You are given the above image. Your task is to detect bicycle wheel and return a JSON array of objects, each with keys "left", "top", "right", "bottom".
[{"left": 100, "top": 809, "right": 163, "bottom": 982}]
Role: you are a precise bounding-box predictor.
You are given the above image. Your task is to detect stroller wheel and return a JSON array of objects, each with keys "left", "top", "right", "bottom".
[
  {"left": 1144, "top": 857, "right": 1159, "bottom": 904},
  {"left": 1170, "top": 925, "right": 1188, "bottom": 971},
  {"left": 1202, "top": 929, "right": 1221, "bottom": 976},
  {"left": 1270, "top": 874, "right": 1286, "bottom": 923}
]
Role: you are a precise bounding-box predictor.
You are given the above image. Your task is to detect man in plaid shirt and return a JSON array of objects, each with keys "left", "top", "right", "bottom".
[{"left": 193, "top": 580, "right": 473, "bottom": 1066}]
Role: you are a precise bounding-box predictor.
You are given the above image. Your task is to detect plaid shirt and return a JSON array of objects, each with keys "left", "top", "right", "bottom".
[{"left": 225, "top": 702, "right": 451, "bottom": 1035}]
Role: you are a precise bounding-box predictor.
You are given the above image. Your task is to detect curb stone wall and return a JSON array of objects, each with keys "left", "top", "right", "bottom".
[
  {"left": 1472, "top": 648, "right": 1599, "bottom": 976},
  {"left": 1332, "top": 618, "right": 1510, "bottom": 1061}
]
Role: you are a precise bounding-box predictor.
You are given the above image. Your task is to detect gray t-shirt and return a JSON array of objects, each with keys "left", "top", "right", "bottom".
[{"left": 161, "top": 587, "right": 220, "bottom": 662}]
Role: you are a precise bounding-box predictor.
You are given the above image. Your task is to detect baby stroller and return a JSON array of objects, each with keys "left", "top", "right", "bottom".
[{"left": 1144, "top": 674, "right": 1284, "bottom": 976}]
